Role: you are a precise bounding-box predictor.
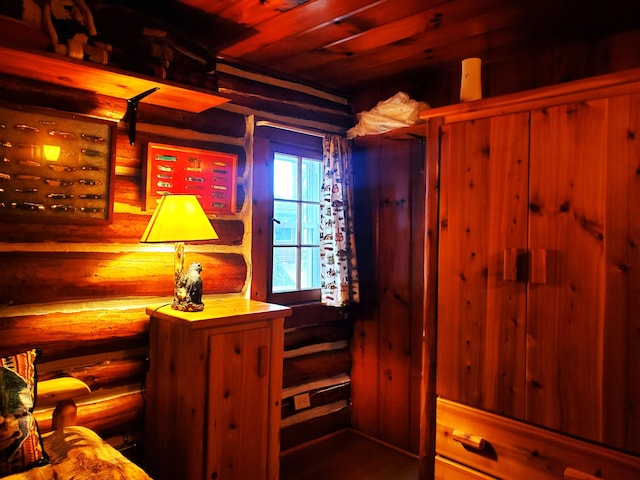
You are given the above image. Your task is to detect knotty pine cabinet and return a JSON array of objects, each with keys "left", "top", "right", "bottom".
[
  {"left": 144, "top": 296, "right": 291, "bottom": 480},
  {"left": 425, "top": 68, "right": 640, "bottom": 477}
]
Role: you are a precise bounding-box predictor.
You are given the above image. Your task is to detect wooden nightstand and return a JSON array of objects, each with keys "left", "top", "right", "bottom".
[{"left": 144, "top": 295, "right": 291, "bottom": 480}]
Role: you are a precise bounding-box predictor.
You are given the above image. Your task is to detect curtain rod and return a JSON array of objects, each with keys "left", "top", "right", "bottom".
[{"left": 255, "top": 120, "right": 327, "bottom": 139}]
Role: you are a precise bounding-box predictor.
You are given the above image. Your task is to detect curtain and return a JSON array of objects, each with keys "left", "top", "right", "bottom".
[{"left": 320, "top": 135, "right": 360, "bottom": 307}]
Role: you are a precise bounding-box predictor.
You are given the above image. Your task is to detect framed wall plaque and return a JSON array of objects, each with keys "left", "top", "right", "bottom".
[
  {"left": 144, "top": 142, "right": 237, "bottom": 214},
  {"left": 0, "top": 104, "right": 116, "bottom": 224}
]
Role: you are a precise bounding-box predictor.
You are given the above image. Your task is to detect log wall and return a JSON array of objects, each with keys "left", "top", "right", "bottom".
[
  {"left": 0, "top": 48, "right": 353, "bottom": 464},
  {"left": 0, "top": 74, "right": 251, "bottom": 462}
]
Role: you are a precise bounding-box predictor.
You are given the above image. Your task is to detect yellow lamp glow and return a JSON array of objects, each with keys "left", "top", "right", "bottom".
[
  {"left": 141, "top": 194, "right": 218, "bottom": 311},
  {"left": 43, "top": 144, "right": 61, "bottom": 162}
]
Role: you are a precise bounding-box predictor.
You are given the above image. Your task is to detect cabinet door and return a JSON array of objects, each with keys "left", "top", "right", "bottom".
[
  {"left": 528, "top": 97, "right": 640, "bottom": 453},
  {"left": 437, "top": 113, "right": 529, "bottom": 418},
  {"left": 206, "top": 326, "right": 271, "bottom": 479}
]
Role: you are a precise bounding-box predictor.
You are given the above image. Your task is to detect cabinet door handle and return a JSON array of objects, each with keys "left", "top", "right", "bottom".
[
  {"left": 564, "top": 467, "right": 604, "bottom": 480},
  {"left": 257, "top": 346, "right": 268, "bottom": 377},
  {"left": 503, "top": 248, "right": 520, "bottom": 281},
  {"left": 529, "top": 249, "right": 547, "bottom": 284},
  {"left": 452, "top": 429, "right": 486, "bottom": 451}
]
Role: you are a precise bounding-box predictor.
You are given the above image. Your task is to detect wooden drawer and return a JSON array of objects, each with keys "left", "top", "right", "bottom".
[
  {"left": 435, "top": 455, "right": 497, "bottom": 480},
  {"left": 436, "top": 397, "right": 640, "bottom": 480}
]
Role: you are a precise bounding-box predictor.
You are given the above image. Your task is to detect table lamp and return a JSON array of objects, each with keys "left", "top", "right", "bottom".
[{"left": 140, "top": 194, "right": 218, "bottom": 311}]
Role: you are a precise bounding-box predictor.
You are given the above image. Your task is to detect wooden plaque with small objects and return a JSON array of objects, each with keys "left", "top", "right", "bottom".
[
  {"left": 0, "top": 103, "right": 115, "bottom": 223},
  {"left": 144, "top": 142, "right": 237, "bottom": 215}
]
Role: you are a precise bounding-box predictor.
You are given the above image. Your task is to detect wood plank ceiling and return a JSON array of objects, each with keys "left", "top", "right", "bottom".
[{"left": 100, "top": 0, "right": 639, "bottom": 96}]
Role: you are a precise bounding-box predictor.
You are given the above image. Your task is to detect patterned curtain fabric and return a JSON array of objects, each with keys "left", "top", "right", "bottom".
[{"left": 320, "top": 135, "right": 360, "bottom": 307}]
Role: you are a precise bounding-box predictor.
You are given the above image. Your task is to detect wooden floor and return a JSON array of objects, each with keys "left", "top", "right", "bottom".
[{"left": 279, "top": 429, "right": 419, "bottom": 480}]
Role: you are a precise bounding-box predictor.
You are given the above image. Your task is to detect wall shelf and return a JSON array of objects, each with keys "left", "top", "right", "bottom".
[{"left": 0, "top": 44, "right": 229, "bottom": 113}]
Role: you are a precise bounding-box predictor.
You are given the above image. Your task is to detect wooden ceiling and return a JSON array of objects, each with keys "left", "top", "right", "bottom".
[{"left": 110, "top": 0, "right": 639, "bottom": 95}]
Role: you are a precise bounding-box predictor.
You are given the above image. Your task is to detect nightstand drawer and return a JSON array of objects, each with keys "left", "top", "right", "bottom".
[{"left": 436, "top": 397, "right": 640, "bottom": 479}]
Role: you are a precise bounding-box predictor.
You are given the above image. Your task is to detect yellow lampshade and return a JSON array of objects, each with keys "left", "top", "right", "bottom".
[{"left": 140, "top": 194, "right": 218, "bottom": 243}]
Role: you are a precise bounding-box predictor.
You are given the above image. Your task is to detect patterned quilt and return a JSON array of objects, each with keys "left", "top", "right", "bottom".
[{"left": 3, "top": 426, "right": 152, "bottom": 480}]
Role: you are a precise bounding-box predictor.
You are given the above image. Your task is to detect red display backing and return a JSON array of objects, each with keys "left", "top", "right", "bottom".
[{"left": 144, "top": 143, "right": 237, "bottom": 214}]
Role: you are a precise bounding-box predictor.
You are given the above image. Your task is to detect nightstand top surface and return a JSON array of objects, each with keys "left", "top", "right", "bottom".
[{"left": 145, "top": 295, "right": 291, "bottom": 329}]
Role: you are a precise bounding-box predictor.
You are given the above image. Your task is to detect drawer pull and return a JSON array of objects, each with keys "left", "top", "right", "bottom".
[
  {"left": 564, "top": 468, "right": 604, "bottom": 480},
  {"left": 452, "top": 429, "right": 486, "bottom": 451}
]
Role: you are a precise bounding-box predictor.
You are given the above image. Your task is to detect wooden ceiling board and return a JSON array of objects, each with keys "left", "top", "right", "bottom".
[
  {"left": 237, "top": 0, "right": 431, "bottom": 65},
  {"left": 219, "top": 0, "right": 384, "bottom": 58},
  {"left": 91, "top": 0, "right": 640, "bottom": 95},
  {"left": 283, "top": 5, "right": 526, "bottom": 81},
  {"left": 311, "top": 24, "right": 532, "bottom": 89}
]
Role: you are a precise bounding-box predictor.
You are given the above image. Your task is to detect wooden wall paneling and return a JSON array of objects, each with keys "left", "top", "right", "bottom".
[
  {"left": 350, "top": 135, "right": 424, "bottom": 454},
  {"left": 377, "top": 140, "right": 411, "bottom": 449},
  {"left": 604, "top": 93, "right": 640, "bottom": 453},
  {"left": 350, "top": 140, "right": 382, "bottom": 439},
  {"left": 376, "top": 139, "right": 412, "bottom": 450},
  {"left": 437, "top": 113, "right": 528, "bottom": 418},
  {"left": 527, "top": 99, "right": 608, "bottom": 442}
]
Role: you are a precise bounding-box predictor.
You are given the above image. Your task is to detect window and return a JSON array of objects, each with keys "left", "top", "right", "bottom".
[{"left": 270, "top": 141, "right": 323, "bottom": 304}]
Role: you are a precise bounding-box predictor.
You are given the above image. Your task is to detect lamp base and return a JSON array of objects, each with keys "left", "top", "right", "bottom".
[
  {"left": 172, "top": 300, "right": 205, "bottom": 312},
  {"left": 172, "top": 246, "right": 205, "bottom": 311}
]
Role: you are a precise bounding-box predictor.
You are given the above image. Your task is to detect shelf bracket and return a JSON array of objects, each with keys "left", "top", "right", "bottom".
[{"left": 125, "top": 87, "right": 159, "bottom": 146}]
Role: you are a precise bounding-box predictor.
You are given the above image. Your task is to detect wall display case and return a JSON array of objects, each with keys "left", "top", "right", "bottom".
[
  {"left": 144, "top": 142, "right": 237, "bottom": 214},
  {"left": 0, "top": 104, "right": 115, "bottom": 223}
]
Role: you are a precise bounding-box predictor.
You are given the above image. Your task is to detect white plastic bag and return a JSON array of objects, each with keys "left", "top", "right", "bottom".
[{"left": 347, "top": 92, "right": 429, "bottom": 139}]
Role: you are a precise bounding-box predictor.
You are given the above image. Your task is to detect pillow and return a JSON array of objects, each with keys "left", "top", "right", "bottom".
[{"left": 0, "top": 349, "right": 48, "bottom": 477}]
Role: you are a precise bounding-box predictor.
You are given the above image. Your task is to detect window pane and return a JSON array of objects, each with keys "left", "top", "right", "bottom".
[
  {"left": 301, "top": 203, "right": 320, "bottom": 245},
  {"left": 302, "top": 158, "right": 322, "bottom": 202},
  {"left": 274, "top": 153, "right": 298, "bottom": 200},
  {"left": 273, "top": 200, "right": 298, "bottom": 246},
  {"left": 273, "top": 247, "right": 297, "bottom": 292},
  {"left": 300, "top": 246, "right": 320, "bottom": 289}
]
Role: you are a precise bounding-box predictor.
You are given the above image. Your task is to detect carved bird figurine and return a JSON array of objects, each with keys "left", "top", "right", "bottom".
[{"left": 184, "top": 262, "right": 203, "bottom": 306}]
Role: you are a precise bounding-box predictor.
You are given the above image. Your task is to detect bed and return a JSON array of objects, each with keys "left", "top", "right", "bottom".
[{"left": 1, "top": 350, "right": 152, "bottom": 480}]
